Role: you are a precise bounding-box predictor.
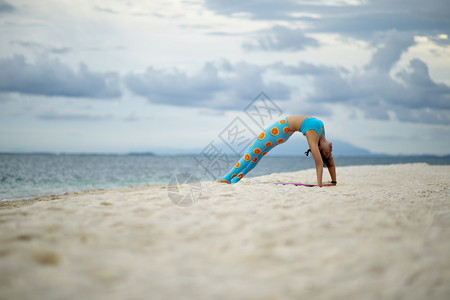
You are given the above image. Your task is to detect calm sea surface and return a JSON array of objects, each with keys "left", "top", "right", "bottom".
[{"left": 1, "top": 153, "right": 449, "bottom": 201}]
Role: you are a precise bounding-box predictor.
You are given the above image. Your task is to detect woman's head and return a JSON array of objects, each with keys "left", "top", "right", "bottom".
[
  {"left": 319, "top": 140, "right": 332, "bottom": 159},
  {"left": 304, "top": 140, "right": 333, "bottom": 166},
  {"left": 319, "top": 140, "right": 333, "bottom": 166}
]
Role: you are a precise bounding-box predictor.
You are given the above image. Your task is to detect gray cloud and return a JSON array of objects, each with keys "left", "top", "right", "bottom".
[
  {"left": 205, "top": 0, "right": 450, "bottom": 38},
  {"left": 396, "top": 59, "right": 450, "bottom": 110},
  {"left": 272, "top": 61, "right": 348, "bottom": 77},
  {"left": 0, "top": 55, "right": 121, "bottom": 98},
  {"left": 368, "top": 30, "right": 416, "bottom": 71},
  {"left": 125, "top": 61, "right": 291, "bottom": 109},
  {"left": 428, "top": 35, "right": 450, "bottom": 46},
  {"left": 243, "top": 25, "right": 319, "bottom": 52},
  {"left": 125, "top": 62, "right": 226, "bottom": 107},
  {"left": 316, "top": 62, "right": 450, "bottom": 125},
  {"left": 308, "top": 12, "right": 450, "bottom": 38},
  {"left": 0, "top": 0, "right": 14, "bottom": 14},
  {"left": 273, "top": 30, "right": 450, "bottom": 124},
  {"left": 38, "top": 111, "right": 114, "bottom": 121},
  {"left": 372, "top": 0, "right": 450, "bottom": 23},
  {"left": 204, "top": 0, "right": 298, "bottom": 20},
  {"left": 94, "top": 6, "right": 119, "bottom": 15},
  {"left": 11, "top": 40, "right": 71, "bottom": 55}
]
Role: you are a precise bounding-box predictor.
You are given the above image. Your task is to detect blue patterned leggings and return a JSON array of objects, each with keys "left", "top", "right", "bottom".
[{"left": 221, "top": 118, "right": 294, "bottom": 184}]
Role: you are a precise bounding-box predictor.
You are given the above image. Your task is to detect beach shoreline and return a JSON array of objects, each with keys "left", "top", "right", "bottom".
[
  {"left": 0, "top": 185, "right": 164, "bottom": 210},
  {"left": 1, "top": 163, "right": 449, "bottom": 299}
]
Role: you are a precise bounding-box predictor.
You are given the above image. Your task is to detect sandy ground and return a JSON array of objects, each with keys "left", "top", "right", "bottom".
[{"left": 0, "top": 163, "right": 449, "bottom": 300}]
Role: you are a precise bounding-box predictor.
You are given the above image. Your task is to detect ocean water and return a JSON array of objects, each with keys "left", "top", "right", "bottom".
[{"left": 1, "top": 153, "right": 449, "bottom": 201}]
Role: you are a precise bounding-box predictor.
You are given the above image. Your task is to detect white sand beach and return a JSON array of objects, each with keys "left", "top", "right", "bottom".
[{"left": 1, "top": 163, "right": 449, "bottom": 300}]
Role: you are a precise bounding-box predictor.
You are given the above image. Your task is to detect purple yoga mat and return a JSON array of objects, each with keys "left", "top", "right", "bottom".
[
  {"left": 274, "top": 182, "right": 335, "bottom": 187},
  {"left": 274, "top": 182, "right": 316, "bottom": 187}
]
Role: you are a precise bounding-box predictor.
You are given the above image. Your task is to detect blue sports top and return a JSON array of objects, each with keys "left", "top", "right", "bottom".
[{"left": 300, "top": 117, "right": 324, "bottom": 139}]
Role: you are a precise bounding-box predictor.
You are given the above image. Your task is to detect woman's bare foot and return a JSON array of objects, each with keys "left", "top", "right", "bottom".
[{"left": 217, "top": 179, "right": 230, "bottom": 184}]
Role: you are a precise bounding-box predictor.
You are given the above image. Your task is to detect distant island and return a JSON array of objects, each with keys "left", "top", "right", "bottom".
[{"left": 127, "top": 151, "right": 156, "bottom": 156}]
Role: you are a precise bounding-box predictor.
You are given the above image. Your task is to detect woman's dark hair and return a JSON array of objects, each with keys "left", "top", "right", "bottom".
[
  {"left": 304, "top": 148, "right": 330, "bottom": 167},
  {"left": 322, "top": 154, "right": 329, "bottom": 167}
]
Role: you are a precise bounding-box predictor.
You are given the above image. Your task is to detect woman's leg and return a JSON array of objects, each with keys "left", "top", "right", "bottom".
[
  {"left": 229, "top": 140, "right": 265, "bottom": 183},
  {"left": 220, "top": 118, "right": 292, "bottom": 184},
  {"left": 220, "top": 139, "right": 263, "bottom": 183}
]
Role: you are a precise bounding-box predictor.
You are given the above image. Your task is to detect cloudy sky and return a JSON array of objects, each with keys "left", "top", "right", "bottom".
[{"left": 0, "top": 0, "right": 449, "bottom": 155}]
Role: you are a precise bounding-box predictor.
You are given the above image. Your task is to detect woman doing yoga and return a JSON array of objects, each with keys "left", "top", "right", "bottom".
[{"left": 218, "top": 115, "right": 336, "bottom": 187}]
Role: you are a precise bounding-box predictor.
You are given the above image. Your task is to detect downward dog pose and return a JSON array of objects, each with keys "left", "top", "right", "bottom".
[{"left": 219, "top": 115, "right": 336, "bottom": 187}]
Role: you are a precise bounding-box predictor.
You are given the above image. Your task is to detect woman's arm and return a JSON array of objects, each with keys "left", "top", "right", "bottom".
[
  {"left": 306, "top": 133, "right": 323, "bottom": 186},
  {"left": 327, "top": 156, "right": 337, "bottom": 185}
]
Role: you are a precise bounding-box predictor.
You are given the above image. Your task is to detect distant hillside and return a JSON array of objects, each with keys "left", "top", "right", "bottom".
[{"left": 329, "top": 140, "right": 372, "bottom": 157}]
